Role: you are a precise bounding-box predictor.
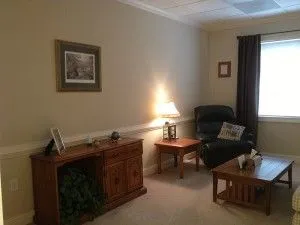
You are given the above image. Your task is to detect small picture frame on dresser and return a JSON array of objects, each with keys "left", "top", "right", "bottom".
[{"left": 50, "top": 128, "right": 66, "bottom": 155}]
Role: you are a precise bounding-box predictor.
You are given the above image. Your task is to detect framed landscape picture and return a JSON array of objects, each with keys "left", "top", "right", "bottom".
[{"left": 55, "top": 40, "right": 101, "bottom": 92}]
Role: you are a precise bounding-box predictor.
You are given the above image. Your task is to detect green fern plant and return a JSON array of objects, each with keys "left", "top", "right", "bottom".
[{"left": 59, "top": 168, "right": 105, "bottom": 225}]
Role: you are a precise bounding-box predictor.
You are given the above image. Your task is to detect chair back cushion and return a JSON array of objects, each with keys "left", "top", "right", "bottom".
[{"left": 194, "top": 105, "right": 235, "bottom": 134}]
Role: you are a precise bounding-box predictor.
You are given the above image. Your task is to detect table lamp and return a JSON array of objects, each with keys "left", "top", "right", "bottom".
[{"left": 158, "top": 101, "right": 180, "bottom": 140}]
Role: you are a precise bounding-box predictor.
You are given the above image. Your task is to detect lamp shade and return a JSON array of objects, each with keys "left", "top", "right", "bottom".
[{"left": 158, "top": 101, "right": 180, "bottom": 118}]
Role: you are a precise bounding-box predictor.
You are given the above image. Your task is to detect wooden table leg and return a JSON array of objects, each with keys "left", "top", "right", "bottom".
[
  {"left": 288, "top": 166, "right": 293, "bottom": 189},
  {"left": 226, "top": 180, "right": 230, "bottom": 199},
  {"left": 265, "top": 183, "right": 271, "bottom": 216},
  {"left": 213, "top": 173, "right": 218, "bottom": 202},
  {"left": 196, "top": 146, "right": 199, "bottom": 171},
  {"left": 179, "top": 150, "right": 184, "bottom": 179},
  {"left": 174, "top": 153, "right": 178, "bottom": 168},
  {"left": 157, "top": 147, "right": 161, "bottom": 174}
]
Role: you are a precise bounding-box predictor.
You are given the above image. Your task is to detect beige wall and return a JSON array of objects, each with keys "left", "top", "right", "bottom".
[
  {"left": 208, "top": 17, "right": 300, "bottom": 155},
  {"left": 0, "top": 0, "right": 208, "bottom": 147},
  {"left": 0, "top": 0, "right": 208, "bottom": 222}
]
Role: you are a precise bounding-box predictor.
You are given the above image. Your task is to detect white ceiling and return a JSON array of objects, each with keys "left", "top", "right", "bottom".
[{"left": 119, "top": 0, "right": 300, "bottom": 30}]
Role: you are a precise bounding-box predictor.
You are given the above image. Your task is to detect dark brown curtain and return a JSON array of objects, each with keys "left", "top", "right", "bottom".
[{"left": 236, "top": 34, "right": 261, "bottom": 144}]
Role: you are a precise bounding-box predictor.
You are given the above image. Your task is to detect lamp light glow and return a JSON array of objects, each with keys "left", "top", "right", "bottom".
[
  {"left": 157, "top": 102, "right": 180, "bottom": 118},
  {"left": 157, "top": 101, "right": 180, "bottom": 140}
]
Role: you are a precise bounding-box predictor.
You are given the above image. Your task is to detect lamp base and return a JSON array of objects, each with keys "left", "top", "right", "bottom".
[{"left": 163, "top": 122, "right": 177, "bottom": 140}]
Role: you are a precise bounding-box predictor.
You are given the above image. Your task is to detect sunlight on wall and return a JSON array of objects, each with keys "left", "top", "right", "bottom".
[
  {"left": 149, "top": 81, "right": 170, "bottom": 127},
  {"left": 156, "top": 85, "right": 169, "bottom": 103},
  {"left": 152, "top": 82, "right": 169, "bottom": 115}
]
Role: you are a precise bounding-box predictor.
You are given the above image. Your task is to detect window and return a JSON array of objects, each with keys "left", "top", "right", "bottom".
[{"left": 259, "top": 33, "right": 300, "bottom": 118}]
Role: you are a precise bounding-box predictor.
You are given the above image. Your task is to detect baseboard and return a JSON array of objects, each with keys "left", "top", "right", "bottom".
[
  {"left": 4, "top": 210, "right": 34, "bottom": 225},
  {"left": 143, "top": 159, "right": 173, "bottom": 176},
  {"left": 185, "top": 152, "right": 196, "bottom": 160},
  {"left": 262, "top": 152, "right": 300, "bottom": 164},
  {"left": 143, "top": 152, "right": 196, "bottom": 176},
  {"left": 4, "top": 153, "right": 195, "bottom": 225},
  {"left": 6, "top": 159, "right": 179, "bottom": 225}
]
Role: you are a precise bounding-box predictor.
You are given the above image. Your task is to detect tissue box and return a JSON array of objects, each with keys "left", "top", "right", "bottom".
[
  {"left": 245, "top": 155, "right": 262, "bottom": 170},
  {"left": 252, "top": 155, "right": 262, "bottom": 167}
]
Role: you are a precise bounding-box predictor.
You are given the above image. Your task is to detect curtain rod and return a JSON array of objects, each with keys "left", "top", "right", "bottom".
[{"left": 237, "top": 29, "right": 300, "bottom": 39}]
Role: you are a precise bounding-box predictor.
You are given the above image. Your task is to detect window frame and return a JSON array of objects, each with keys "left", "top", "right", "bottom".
[
  {"left": 258, "top": 32, "right": 300, "bottom": 122},
  {"left": 259, "top": 115, "right": 300, "bottom": 123}
]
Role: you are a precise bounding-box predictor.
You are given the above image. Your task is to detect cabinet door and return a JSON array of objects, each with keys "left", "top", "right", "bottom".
[
  {"left": 105, "top": 161, "right": 126, "bottom": 202},
  {"left": 127, "top": 156, "right": 143, "bottom": 192}
]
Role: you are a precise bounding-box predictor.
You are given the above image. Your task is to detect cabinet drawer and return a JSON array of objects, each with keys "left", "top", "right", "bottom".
[{"left": 104, "top": 142, "right": 142, "bottom": 164}]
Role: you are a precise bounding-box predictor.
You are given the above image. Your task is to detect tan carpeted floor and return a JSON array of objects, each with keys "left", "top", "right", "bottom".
[{"left": 86, "top": 159, "right": 297, "bottom": 225}]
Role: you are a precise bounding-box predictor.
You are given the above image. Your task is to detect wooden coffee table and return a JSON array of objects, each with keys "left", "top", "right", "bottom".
[
  {"left": 212, "top": 156, "right": 294, "bottom": 215},
  {"left": 155, "top": 138, "right": 201, "bottom": 179}
]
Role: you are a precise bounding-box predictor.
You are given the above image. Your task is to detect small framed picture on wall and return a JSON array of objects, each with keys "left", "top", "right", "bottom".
[
  {"left": 50, "top": 128, "right": 66, "bottom": 155},
  {"left": 218, "top": 61, "right": 231, "bottom": 78}
]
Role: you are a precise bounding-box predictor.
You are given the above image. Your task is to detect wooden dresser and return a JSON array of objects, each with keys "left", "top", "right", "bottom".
[{"left": 30, "top": 138, "right": 147, "bottom": 225}]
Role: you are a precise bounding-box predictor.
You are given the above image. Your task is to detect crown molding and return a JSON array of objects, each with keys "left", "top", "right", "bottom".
[
  {"left": 0, "top": 116, "right": 194, "bottom": 160},
  {"left": 117, "top": 0, "right": 204, "bottom": 30},
  {"left": 117, "top": 0, "right": 300, "bottom": 33},
  {"left": 204, "top": 12, "right": 300, "bottom": 32}
]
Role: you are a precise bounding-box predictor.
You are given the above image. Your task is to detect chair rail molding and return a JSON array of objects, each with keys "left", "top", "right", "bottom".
[{"left": 0, "top": 116, "right": 193, "bottom": 160}]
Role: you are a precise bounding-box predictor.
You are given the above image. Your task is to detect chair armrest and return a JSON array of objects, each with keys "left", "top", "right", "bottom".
[
  {"left": 202, "top": 140, "right": 253, "bottom": 168},
  {"left": 195, "top": 133, "right": 217, "bottom": 144},
  {"left": 241, "top": 132, "right": 256, "bottom": 148},
  {"left": 195, "top": 133, "right": 218, "bottom": 159}
]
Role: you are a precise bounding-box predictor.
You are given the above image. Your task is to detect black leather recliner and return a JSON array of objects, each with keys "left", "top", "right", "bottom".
[{"left": 194, "top": 105, "right": 255, "bottom": 168}]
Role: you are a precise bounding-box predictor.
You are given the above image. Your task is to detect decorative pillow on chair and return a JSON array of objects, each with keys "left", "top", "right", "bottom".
[{"left": 217, "top": 122, "right": 245, "bottom": 141}]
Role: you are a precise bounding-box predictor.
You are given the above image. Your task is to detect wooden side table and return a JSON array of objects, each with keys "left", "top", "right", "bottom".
[{"left": 155, "top": 138, "right": 201, "bottom": 179}]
